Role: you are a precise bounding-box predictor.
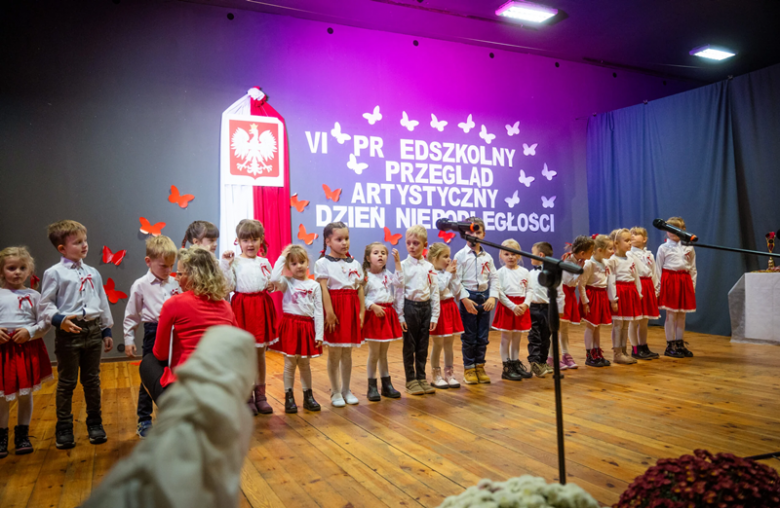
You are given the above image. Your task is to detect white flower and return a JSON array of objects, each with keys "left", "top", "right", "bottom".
[{"left": 437, "top": 476, "right": 599, "bottom": 508}]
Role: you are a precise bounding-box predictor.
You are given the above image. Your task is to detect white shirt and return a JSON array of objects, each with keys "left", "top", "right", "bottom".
[
  {"left": 435, "top": 269, "right": 464, "bottom": 301},
  {"left": 220, "top": 256, "right": 273, "bottom": 294},
  {"left": 577, "top": 258, "right": 615, "bottom": 304},
  {"left": 123, "top": 271, "right": 181, "bottom": 346},
  {"left": 271, "top": 255, "right": 324, "bottom": 343},
  {"left": 364, "top": 269, "right": 402, "bottom": 308},
  {"left": 396, "top": 256, "right": 440, "bottom": 324},
  {"left": 40, "top": 257, "right": 114, "bottom": 332},
  {"left": 0, "top": 288, "right": 49, "bottom": 339},
  {"left": 609, "top": 255, "right": 642, "bottom": 299},
  {"left": 656, "top": 239, "right": 697, "bottom": 291},
  {"left": 454, "top": 246, "right": 499, "bottom": 299},
  {"left": 526, "top": 267, "right": 566, "bottom": 308},
  {"left": 496, "top": 266, "right": 534, "bottom": 310},
  {"left": 314, "top": 256, "right": 363, "bottom": 290},
  {"left": 628, "top": 246, "right": 659, "bottom": 284}
]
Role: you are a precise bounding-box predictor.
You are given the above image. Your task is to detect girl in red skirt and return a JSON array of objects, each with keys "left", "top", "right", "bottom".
[
  {"left": 0, "top": 246, "right": 53, "bottom": 457},
  {"left": 577, "top": 234, "right": 616, "bottom": 368},
  {"left": 362, "top": 243, "right": 403, "bottom": 401},
  {"left": 557, "top": 236, "right": 595, "bottom": 370},
  {"left": 627, "top": 227, "right": 660, "bottom": 360},
  {"left": 608, "top": 229, "right": 642, "bottom": 365},
  {"left": 270, "top": 245, "right": 323, "bottom": 413},
  {"left": 427, "top": 243, "right": 465, "bottom": 388},
  {"left": 314, "top": 222, "right": 365, "bottom": 408},
  {"left": 220, "top": 219, "right": 277, "bottom": 415},
  {"left": 655, "top": 217, "right": 696, "bottom": 358}
]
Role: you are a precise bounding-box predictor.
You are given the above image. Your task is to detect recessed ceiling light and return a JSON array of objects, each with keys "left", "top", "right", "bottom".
[
  {"left": 690, "top": 45, "right": 736, "bottom": 61},
  {"left": 496, "top": 1, "right": 558, "bottom": 23}
]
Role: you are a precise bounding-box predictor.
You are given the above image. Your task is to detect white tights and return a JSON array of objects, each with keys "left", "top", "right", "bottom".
[
  {"left": 367, "top": 342, "right": 390, "bottom": 379},
  {"left": 583, "top": 324, "right": 602, "bottom": 350},
  {"left": 664, "top": 311, "right": 686, "bottom": 342},
  {"left": 559, "top": 321, "right": 571, "bottom": 354},
  {"left": 611, "top": 319, "right": 629, "bottom": 348},
  {"left": 0, "top": 394, "right": 33, "bottom": 428},
  {"left": 499, "top": 332, "right": 523, "bottom": 361},
  {"left": 430, "top": 335, "right": 456, "bottom": 368},
  {"left": 628, "top": 318, "right": 649, "bottom": 347},
  {"left": 327, "top": 347, "right": 353, "bottom": 396},
  {"left": 283, "top": 356, "right": 312, "bottom": 391}
]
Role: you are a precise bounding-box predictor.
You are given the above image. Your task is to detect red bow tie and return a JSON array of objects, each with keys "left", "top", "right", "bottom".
[
  {"left": 18, "top": 295, "right": 33, "bottom": 309},
  {"left": 80, "top": 274, "right": 94, "bottom": 291}
]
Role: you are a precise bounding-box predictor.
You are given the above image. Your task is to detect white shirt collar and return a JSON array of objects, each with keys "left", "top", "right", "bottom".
[
  {"left": 407, "top": 256, "right": 423, "bottom": 265},
  {"left": 61, "top": 257, "right": 82, "bottom": 269},
  {"left": 144, "top": 269, "right": 168, "bottom": 285}
]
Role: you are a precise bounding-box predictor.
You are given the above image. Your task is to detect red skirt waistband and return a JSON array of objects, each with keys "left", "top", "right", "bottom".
[{"left": 283, "top": 313, "right": 314, "bottom": 323}]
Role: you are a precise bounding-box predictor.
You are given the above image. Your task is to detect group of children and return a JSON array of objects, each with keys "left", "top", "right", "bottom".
[{"left": 0, "top": 215, "right": 697, "bottom": 457}]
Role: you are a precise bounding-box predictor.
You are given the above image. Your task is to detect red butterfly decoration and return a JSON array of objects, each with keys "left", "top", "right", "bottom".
[
  {"left": 422, "top": 248, "right": 429, "bottom": 258},
  {"left": 139, "top": 217, "right": 166, "bottom": 237},
  {"left": 308, "top": 273, "right": 315, "bottom": 280},
  {"left": 383, "top": 227, "right": 403, "bottom": 245},
  {"left": 297, "top": 224, "right": 318, "bottom": 245},
  {"left": 168, "top": 185, "right": 195, "bottom": 208},
  {"left": 291, "top": 194, "right": 309, "bottom": 213},
  {"left": 170, "top": 272, "right": 177, "bottom": 278},
  {"left": 103, "top": 278, "right": 128, "bottom": 304},
  {"left": 438, "top": 230, "right": 456, "bottom": 243},
  {"left": 323, "top": 184, "right": 342, "bottom": 202},
  {"left": 102, "top": 246, "right": 127, "bottom": 266}
]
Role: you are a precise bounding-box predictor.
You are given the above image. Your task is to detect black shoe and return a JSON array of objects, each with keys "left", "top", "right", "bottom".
[
  {"left": 285, "top": 389, "right": 298, "bottom": 414},
  {"left": 14, "top": 425, "right": 33, "bottom": 455},
  {"left": 512, "top": 360, "right": 533, "bottom": 379},
  {"left": 585, "top": 349, "right": 601, "bottom": 367},
  {"left": 664, "top": 342, "right": 685, "bottom": 358},
  {"left": 367, "top": 378, "right": 381, "bottom": 401},
  {"left": 55, "top": 422, "right": 75, "bottom": 449},
  {"left": 86, "top": 418, "right": 107, "bottom": 445},
  {"left": 596, "top": 348, "right": 611, "bottom": 367},
  {"left": 380, "top": 376, "right": 401, "bottom": 399},
  {"left": 501, "top": 361, "right": 523, "bottom": 381},
  {"left": 631, "top": 345, "right": 653, "bottom": 360},
  {"left": 0, "top": 428, "right": 8, "bottom": 458},
  {"left": 642, "top": 344, "right": 660, "bottom": 359},
  {"left": 302, "top": 389, "right": 321, "bottom": 411},
  {"left": 676, "top": 340, "right": 694, "bottom": 357}
]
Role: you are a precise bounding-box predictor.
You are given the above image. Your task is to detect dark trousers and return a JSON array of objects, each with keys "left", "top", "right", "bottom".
[
  {"left": 527, "top": 303, "right": 551, "bottom": 364},
  {"left": 139, "top": 353, "right": 169, "bottom": 404},
  {"left": 136, "top": 322, "right": 158, "bottom": 422},
  {"left": 54, "top": 319, "right": 104, "bottom": 425},
  {"left": 402, "top": 299, "right": 431, "bottom": 382},
  {"left": 459, "top": 289, "right": 490, "bottom": 368}
]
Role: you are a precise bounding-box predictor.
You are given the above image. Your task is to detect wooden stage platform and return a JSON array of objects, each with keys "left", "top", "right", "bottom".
[{"left": 1, "top": 328, "right": 778, "bottom": 507}]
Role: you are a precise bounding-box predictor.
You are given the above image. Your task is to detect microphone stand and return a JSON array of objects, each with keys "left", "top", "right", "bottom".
[{"left": 456, "top": 229, "right": 583, "bottom": 485}]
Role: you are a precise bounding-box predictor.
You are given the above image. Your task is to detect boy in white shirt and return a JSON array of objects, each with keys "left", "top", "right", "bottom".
[{"left": 526, "top": 242, "right": 565, "bottom": 378}]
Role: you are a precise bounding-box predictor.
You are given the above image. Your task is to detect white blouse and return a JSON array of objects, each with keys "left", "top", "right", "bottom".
[
  {"left": 609, "top": 255, "right": 643, "bottom": 299},
  {"left": 221, "top": 256, "right": 273, "bottom": 294},
  {"left": 364, "top": 269, "right": 402, "bottom": 308},
  {"left": 578, "top": 258, "right": 615, "bottom": 304},
  {"left": 496, "top": 266, "right": 533, "bottom": 311},
  {"left": 270, "top": 255, "right": 324, "bottom": 343},
  {"left": 656, "top": 239, "right": 697, "bottom": 291},
  {"left": 314, "top": 256, "right": 364, "bottom": 290},
  {"left": 435, "top": 269, "right": 464, "bottom": 301},
  {"left": 0, "top": 288, "right": 48, "bottom": 339}
]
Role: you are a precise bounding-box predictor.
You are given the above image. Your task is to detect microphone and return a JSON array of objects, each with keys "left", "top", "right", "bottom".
[
  {"left": 652, "top": 219, "right": 698, "bottom": 243},
  {"left": 435, "top": 219, "right": 481, "bottom": 234}
]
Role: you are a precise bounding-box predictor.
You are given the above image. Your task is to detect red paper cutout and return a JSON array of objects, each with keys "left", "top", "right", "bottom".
[
  {"left": 308, "top": 273, "right": 315, "bottom": 280},
  {"left": 297, "top": 224, "right": 318, "bottom": 245},
  {"left": 290, "top": 194, "right": 309, "bottom": 213},
  {"left": 139, "top": 217, "right": 166, "bottom": 236},
  {"left": 322, "top": 184, "right": 342, "bottom": 202},
  {"left": 169, "top": 185, "right": 195, "bottom": 208},
  {"left": 438, "top": 230, "right": 456, "bottom": 244},
  {"left": 102, "top": 246, "right": 127, "bottom": 266},
  {"left": 383, "top": 227, "right": 403, "bottom": 246},
  {"left": 103, "top": 278, "right": 128, "bottom": 304},
  {"left": 170, "top": 272, "right": 177, "bottom": 278}
]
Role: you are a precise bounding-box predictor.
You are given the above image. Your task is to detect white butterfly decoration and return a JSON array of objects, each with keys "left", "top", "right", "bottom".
[
  {"left": 506, "top": 121, "right": 520, "bottom": 136},
  {"left": 458, "top": 114, "right": 475, "bottom": 133},
  {"left": 363, "top": 106, "right": 382, "bottom": 125},
  {"left": 523, "top": 143, "right": 537, "bottom": 156},
  {"left": 430, "top": 114, "right": 447, "bottom": 132},
  {"left": 330, "top": 122, "right": 351, "bottom": 144},
  {"left": 505, "top": 190, "right": 520, "bottom": 208},
  {"left": 479, "top": 125, "right": 496, "bottom": 144},
  {"left": 347, "top": 153, "right": 368, "bottom": 175},
  {"left": 541, "top": 163, "right": 557, "bottom": 180},
  {"left": 518, "top": 170, "right": 535, "bottom": 187},
  {"left": 542, "top": 196, "right": 556, "bottom": 209},
  {"left": 400, "top": 111, "right": 419, "bottom": 132}
]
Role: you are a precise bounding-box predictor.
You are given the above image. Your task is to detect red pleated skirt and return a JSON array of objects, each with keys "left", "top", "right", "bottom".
[
  {"left": 658, "top": 270, "right": 696, "bottom": 313},
  {"left": 639, "top": 277, "right": 660, "bottom": 319},
  {"left": 1, "top": 337, "right": 53, "bottom": 401},
  {"left": 430, "top": 298, "right": 466, "bottom": 337},
  {"left": 581, "top": 286, "right": 613, "bottom": 327},
  {"left": 612, "top": 281, "right": 643, "bottom": 320},
  {"left": 492, "top": 296, "right": 532, "bottom": 332},
  {"left": 276, "top": 314, "right": 322, "bottom": 358},
  {"left": 363, "top": 302, "right": 403, "bottom": 342},
  {"left": 560, "top": 285, "right": 581, "bottom": 324},
  {"left": 232, "top": 291, "right": 278, "bottom": 347},
  {"left": 324, "top": 289, "right": 364, "bottom": 347}
]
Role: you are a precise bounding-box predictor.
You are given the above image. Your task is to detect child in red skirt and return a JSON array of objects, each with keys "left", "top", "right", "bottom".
[
  {"left": 655, "top": 217, "right": 696, "bottom": 358},
  {"left": 314, "top": 222, "right": 365, "bottom": 408},
  {"left": 0, "top": 247, "right": 53, "bottom": 457},
  {"left": 427, "top": 243, "right": 465, "bottom": 389},
  {"left": 220, "top": 219, "right": 277, "bottom": 415},
  {"left": 608, "top": 229, "right": 642, "bottom": 365},
  {"left": 578, "top": 234, "right": 616, "bottom": 367},
  {"left": 627, "top": 227, "right": 660, "bottom": 360},
  {"left": 270, "top": 245, "right": 323, "bottom": 413},
  {"left": 557, "top": 236, "right": 594, "bottom": 370},
  {"left": 362, "top": 243, "right": 403, "bottom": 401}
]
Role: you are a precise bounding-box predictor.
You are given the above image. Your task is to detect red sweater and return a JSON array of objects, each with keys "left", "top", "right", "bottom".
[{"left": 153, "top": 291, "right": 237, "bottom": 387}]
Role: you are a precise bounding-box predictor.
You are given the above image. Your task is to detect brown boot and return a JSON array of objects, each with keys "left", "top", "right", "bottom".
[
  {"left": 612, "top": 347, "right": 634, "bottom": 365},
  {"left": 254, "top": 384, "right": 273, "bottom": 414},
  {"left": 247, "top": 388, "right": 258, "bottom": 416},
  {"left": 622, "top": 346, "right": 637, "bottom": 364}
]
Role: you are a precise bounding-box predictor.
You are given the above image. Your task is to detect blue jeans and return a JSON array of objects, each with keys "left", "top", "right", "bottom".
[
  {"left": 459, "top": 289, "right": 490, "bottom": 368},
  {"left": 137, "top": 322, "right": 158, "bottom": 422}
]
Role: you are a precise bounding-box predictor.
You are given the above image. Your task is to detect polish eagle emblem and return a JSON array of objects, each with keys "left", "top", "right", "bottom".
[{"left": 231, "top": 123, "right": 277, "bottom": 176}]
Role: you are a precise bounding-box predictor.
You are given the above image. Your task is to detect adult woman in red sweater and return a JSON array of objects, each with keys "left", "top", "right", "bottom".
[{"left": 140, "top": 247, "right": 237, "bottom": 402}]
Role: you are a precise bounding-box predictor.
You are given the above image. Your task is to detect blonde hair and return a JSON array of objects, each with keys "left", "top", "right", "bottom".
[
  {"left": 146, "top": 235, "right": 177, "bottom": 262},
  {"left": 0, "top": 246, "right": 36, "bottom": 288},
  {"left": 236, "top": 219, "right": 268, "bottom": 256},
  {"left": 667, "top": 217, "right": 686, "bottom": 230},
  {"left": 610, "top": 228, "right": 630, "bottom": 244},
  {"left": 285, "top": 245, "right": 309, "bottom": 267},
  {"left": 593, "top": 234, "right": 612, "bottom": 251},
  {"left": 426, "top": 243, "right": 450, "bottom": 264},
  {"left": 363, "top": 242, "right": 388, "bottom": 273},
  {"left": 177, "top": 247, "right": 228, "bottom": 301},
  {"left": 630, "top": 227, "right": 647, "bottom": 238},
  {"left": 47, "top": 220, "right": 86, "bottom": 248},
  {"left": 406, "top": 225, "right": 428, "bottom": 242},
  {"left": 182, "top": 221, "right": 219, "bottom": 248},
  {"left": 499, "top": 239, "right": 522, "bottom": 266}
]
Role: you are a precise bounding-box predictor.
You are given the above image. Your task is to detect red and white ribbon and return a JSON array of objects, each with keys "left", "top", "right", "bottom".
[
  {"left": 18, "top": 295, "right": 33, "bottom": 309},
  {"left": 261, "top": 265, "right": 271, "bottom": 277},
  {"left": 80, "top": 274, "right": 94, "bottom": 291}
]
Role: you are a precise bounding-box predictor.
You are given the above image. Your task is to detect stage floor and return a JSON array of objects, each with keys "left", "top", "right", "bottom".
[{"left": 1, "top": 328, "right": 779, "bottom": 507}]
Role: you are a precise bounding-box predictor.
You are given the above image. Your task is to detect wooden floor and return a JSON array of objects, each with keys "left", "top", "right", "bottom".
[{"left": 1, "top": 328, "right": 779, "bottom": 507}]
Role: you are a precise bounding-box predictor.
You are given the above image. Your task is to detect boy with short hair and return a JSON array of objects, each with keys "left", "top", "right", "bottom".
[
  {"left": 526, "top": 242, "right": 565, "bottom": 378},
  {"left": 397, "top": 225, "right": 440, "bottom": 395},
  {"left": 40, "top": 220, "right": 114, "bottom": 449},
  {"left": 454, "top": 217, "right": 498, "bottom": 385},
  {"left": 123, "top": 235, "right": 180, "bottom": 438}
]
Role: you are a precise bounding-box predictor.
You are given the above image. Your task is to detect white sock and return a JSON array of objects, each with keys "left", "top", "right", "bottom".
[
  {"left": 431, "top": 336, "right": 443, "bottom": 368},
  {"left": 284, "top": 356, "right": 298, "bottom": 391},
  {"left": 611, "top": 320, "right": 624, "bottom": 348},
  {"left": 584, "top": 325, "right": 595, "bottom": 350},
  {"left": 443, "top": 335, "right": 455, "bottom": 367},
  {"left": 664, "top": 312, "right": 675, "bottom": 342},
  {"left": 327, "top": 347, "right": 343, "bottom": 394},
  {"left": 628, "top": 321, "right": 639, "bottom": 347},
  {"left": 367, "top": 342, "right": 381, "bottom": 379},
  {"left": 510, "top": 332, "right": 522, "bottom": 361},
  {"left": 299, "top": 358, "right": 312, "bottom": 391},
  {"left": 378, "top": 343, "right": 390, "bottom": 377},
  {"left": 341, "top": 347, "right": 353, "bottom": 396},
  {"left": 559, "top": 322, "right": 570, "bottom": 354},
  {"left": 499, "top": 332, "right": 512, "bottom": 361},
  {"left": 675, "top": 312, "right": 686, "bottom": 342},
  {"left": 620, "top": 324, "right": 629, "bottom": 348}
]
